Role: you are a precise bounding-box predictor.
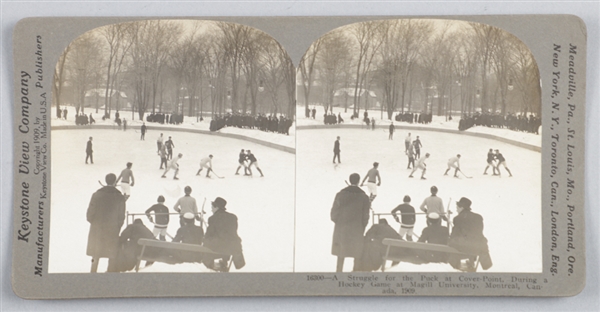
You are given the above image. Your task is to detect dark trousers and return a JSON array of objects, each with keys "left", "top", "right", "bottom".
[
  {"left": 86, "top": 152, "right": 93, "bottom": 164},
  {"left": 333, "top": 152, "right": 340, "bottom": 163}
]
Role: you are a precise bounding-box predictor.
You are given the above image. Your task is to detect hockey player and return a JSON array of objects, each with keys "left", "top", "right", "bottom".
[
  {"left": 407, "top": 142, "right": 415, "bottom": 169},
  {"left": 235, "top": 149, "right": 250, "bottom": 176},
  {"left": 414, "top": 136, "right": 423, "bottom": 159},
  {"left": 156, "top": 133, "right": 164, "bottom": 154},
  {"left": 196, "top": 155, "right": 214, "bottom": 177},
  {"left": 391, "top": 195, "right": 416, "bottom": 241},
  {"left": 165, "top": 136, "right": 175, "bottom": 160},
  {"left": 140, "top": 122, "right": 147, "bottom": 140},
  {"left": 333, "top": 136, "right": 341, "bottom": 164},
  {"left": 159, "top": 144, "right": 168, "bottom": 169},
  {"left": 162, "top": 153, "right": 182, "bottom": 180},
  {"left": 404, "top": 133, "right": 412, "bottom": 154},
  {"left": 116, "top": 162, "right": 135, "bottom": 201},
  {"left": 389, "top": 123, "right": 395, "bottom": 140},
  {"left": 246, "top": 150, "right": 264, "bottom": 177},
  {"left": 495, "top": 149, "right": 513, "bottom": 177},
  {"left": 483, "top": 148, "right": 498, "bottom": 175},
  {"left": 360, "top": 162, "right": 382, "bottom": 203},
  {"left": 145, "top": 195, "right": 170, "bottom": 241},
  {"left": 85, "top": 136, "right": 93, "bottom": 164},
  {"left": 444, "top": 154, "right": 461, "bottom": 178},
  {"left": 409, "top": 153, "right": 430, "bottom": 179}
]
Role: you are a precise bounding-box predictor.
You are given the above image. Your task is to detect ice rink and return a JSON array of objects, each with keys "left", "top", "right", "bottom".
[
  {"left": 295, "top": 127, "right": 542, "bottom": 273},
  {"left": 49, "top": 129, "right": 295, "bottom": 273}
]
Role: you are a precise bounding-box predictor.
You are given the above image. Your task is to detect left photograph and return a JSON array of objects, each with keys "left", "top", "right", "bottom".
[{"left": 49, "top": 19, "right": 296, "bottom": 273}]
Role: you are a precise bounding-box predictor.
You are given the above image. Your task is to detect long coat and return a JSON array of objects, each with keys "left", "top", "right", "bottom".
[
  {"left": 449, "top": 209, "right": 492, "bottom": 269},
  {"left": 204, "top": 208, "right": 242, "bottom": 256},
  {"left": 86, "top": 186, "right": 126, "bottom": 259},
  {"left": 331, "top": 185, "right": 370, "bottom": 258}
]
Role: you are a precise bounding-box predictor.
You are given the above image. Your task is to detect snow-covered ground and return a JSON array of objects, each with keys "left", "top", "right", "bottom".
[
  {"left": 49, "top": 128, "right": 295, "bottom": 273},
  {"left": 295, "top": 128, "right": 542, "bottom": 273}
]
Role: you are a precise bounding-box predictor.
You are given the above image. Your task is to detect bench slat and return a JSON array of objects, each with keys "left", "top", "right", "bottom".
[
  {"left": 137, "top": 238, "right": 224, "bottom": 255},
  {"left": 382, "top": 238, "right": 474, "bottom": 256}
]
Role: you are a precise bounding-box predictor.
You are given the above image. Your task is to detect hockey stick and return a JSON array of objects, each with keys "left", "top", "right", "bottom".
[
  {"left": 211, "top": 169, "right": 225, "bottom": 179},
  {"left": 199, "top": 197, "right": 207, "bottom": 231},
  {"left": 458, "top": 169, "right": 473, "bottom": 179}
]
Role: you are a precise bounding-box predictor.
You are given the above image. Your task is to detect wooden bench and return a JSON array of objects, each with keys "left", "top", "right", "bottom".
[
  {"left": 136, "top": 239, "right": 231, "bottom": 272},
  {"left": 381, "top": 238, "right": 479, "bottom": 272}
]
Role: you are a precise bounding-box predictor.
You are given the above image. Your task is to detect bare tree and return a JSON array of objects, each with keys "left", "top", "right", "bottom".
[
  {"left": 470, "top": 22, "right": 503, "bottom": 113},
  {"left": 65, "top": 32, "right": 104, "bottom": 115},
  {"left": 298, "top": 37, "right": 324, "bottom": 115},
  {"left": 316, "top": 30, "right": 352, "bottom": 113},
  {"left": 52, "top": 44, "right": 72, "bottom": 118}
]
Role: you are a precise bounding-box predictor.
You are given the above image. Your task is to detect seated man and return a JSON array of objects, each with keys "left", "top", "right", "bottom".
[
  {"left": 113, "top": 218, "right": 156, "bottom": 272},
  {"left": 360, "top": 218, "right": 403, "bottom": 272},
  {"left": 171, "top": 212, "right": 205, "bottom": 263},
  {"left": 202, "top": 197, "right": 245, "bottom": 272},
  {"left": 417, "top": 213, "right": 449, "bottom": 263}
]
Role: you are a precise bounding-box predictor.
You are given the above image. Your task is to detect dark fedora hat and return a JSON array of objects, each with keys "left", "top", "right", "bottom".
[
  {"left": 212, "top": 197, "right": 227, "bottom": 209},
  {"left": 456, "top": 197, "right": 472, "bottom": 209}
]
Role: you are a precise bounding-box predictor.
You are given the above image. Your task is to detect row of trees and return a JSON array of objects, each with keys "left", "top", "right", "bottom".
[
  {"left": 52, "top": 20, "right": 296, "bottom": 121},
  {"left": 298, "top": 19, "right": 542, "bottom": 120}
]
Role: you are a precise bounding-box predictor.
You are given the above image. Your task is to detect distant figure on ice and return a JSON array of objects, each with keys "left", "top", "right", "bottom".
[
  {"left": 333, "top": 136, "right": 341, "bottom": 164},
  {"left": 63, "top": 108, "right": 68, "bottom": 120},
  {"left": 371, "top": 117, "right": 376, "bottom": 130},
  {"left": 196, "top": 155, "right": 214, "bottom": 177},
  {"left": 173, "top": 186, "right": 200, "bottom": 226},
  {"left": 338, "top": 112, "right": 344, "bottom": 123},
  {"left": 246, "top": 150, "right": 264, "bottom": 177},
  {"left": 162, "top": 153, "right": 182, "bottom": 180},
  {"left": 404, "top": 133, "right": 412, "bottom": 154},
  {"left": 89, "top": 113, "right": 95, "bottom": 124},
  {"left": 448, "top": 197, "right": 492, "bottom": 271},
  {"left": 360, "top": 162, "right": 381, "bottom": 203},
  {"left": 407, "top": 143, "right": 415, "bottom": 169},
  {"left": 409, "top": 152, "right": 429, "bottom": 179},
  {"left": 86, "top": 173, "right": 126, "bottom": 273},
  {"left": 159, "top": 144, "right": 168, "bottom": 170},
  {"left": 311, "top": 108, "right": 316, "bottom": 119},
  {"left": 202, "top": 197, "right": 245, "bottom": 272},
  {"left": 85, "top": 136, "right": 94, "bottom": 164},
  {"left": 494, "top": 149, "right": 513, "bottom": 177},
  {"left": 419, "top": 186, "right": 447, "bottom": 223},
  {"left": 145, "top": 195, "right": 170, "bottom": 241},
  {"left": 116, "top": 162, "right": 135, "bottom": 201},
  {"left": 123, "top": 118, "right": 127, "bottom": 131},
  {"left": 483, "top": 148, "right": 498, "bottom": 175},
  {"left": 444, "top": 154, "right": 461, "bottom": 178},
  {"left": 417, "top": 212, "right": 449, "bottom": 263},
  {"left": 165, "top": 136, "right": 175, "bottom": 160},
  {"left": 388, "top": 123, "right": 395, "bottom": 140},
  {"left": 140, "top": 122, "right": 147, "bottom": 140},
  {"left": 235, "top": 149, "right": 250, "bottom": 176},
  {"left": 414, "top": 135, "right": 423, "bottom": 159},
  {"left": 331, "top": 173, "right": 371, "bottom": 272},
  {"left": 157, "top": 133, "right": 164, "bottom": 154},
  {"left": 172, "top": 212, "right": 205, "bottom": 263},
  {"left": 391, "top": 195, "right": 416, "bottom": 241}
]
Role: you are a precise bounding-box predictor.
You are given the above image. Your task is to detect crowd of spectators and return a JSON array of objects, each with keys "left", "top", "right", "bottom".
[
  {"left": 458, "top": 112, "right": 541, "bottom": 134},
  {"left": 394, "top": 111, "right": 433, "bottom": 124},
  {"left": 145, "top": 112, "right": 185, "bottom": 125},
  {"left": 209, "top": 112, "right": 293, "bottom": 135}
]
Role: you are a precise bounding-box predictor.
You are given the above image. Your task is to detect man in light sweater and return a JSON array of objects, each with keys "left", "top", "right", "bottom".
[
  {"left": 420, "top": 186, "right": 447, "bottom": 223},
  {"left": 173, "top": 186, "right": 201, "bottom": 226}
]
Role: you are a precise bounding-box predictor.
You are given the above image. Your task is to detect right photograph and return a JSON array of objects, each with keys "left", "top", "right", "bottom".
[{"left": 294, "top": 19, "right": 542, "bottom": 273}]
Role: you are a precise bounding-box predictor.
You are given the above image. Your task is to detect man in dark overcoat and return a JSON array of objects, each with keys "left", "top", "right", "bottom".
[
  {"left": 114, "top": 218, "right": 156, "bottom": 272},
  {"left": 85, "top": 136, "right": 93, "bottom": 164},
  {"left": 202, "top": 197, "right": 245, "bottom": 272},
  {"left": 331, "top": 173, "right": 371, "bottom": 272},
  {"left": 86, "top": 173, "right": 126, "bottom": 273},
  {"left": 448, "top": 197, "right": 493, "bottom": 271},
  {"left": 172, "top": 212, "right": 205, "bottom": 263}
]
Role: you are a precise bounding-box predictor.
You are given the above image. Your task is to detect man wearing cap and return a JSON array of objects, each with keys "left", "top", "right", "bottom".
[
  {"left": 173, "top": 186, "right": 200, "bottom": 226},
  {"left": 391, "top": 195, "right": 416, "bottom": 241},
  {"left": 203, "top": 197, "right": 244, "bottom": 272},
  {"left": 172, "top": 212, "right": 205, "bottom": 263},
  {"left": 86, "top": 173, "right": 126, "bottom": 273},
  {"left": 331, "top": 173, "right": 371, "bottom": 272},
  {"left": 145, "top": 195, "right": 170, "bottom": 241},
  {"left": 419, "top": 186, "right": 447, "bottom": 222},
  {"left": 417, "top": 213, "right": 449, "bottom": 263},
  {"left": 444, "top": 154, "right": 461, "bottom": 178},
  {"left": 196, "top": 155, "right": 214, "bottom": 178},
  {"left": 448, "top": 197, "right": 492, "bottom": 271}
]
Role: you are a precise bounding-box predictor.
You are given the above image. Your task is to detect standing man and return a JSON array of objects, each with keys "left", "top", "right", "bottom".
[
  {"left": 391, "top": 195, "right": 416, "bottom": 241},
  {"left": 140, "top": 122, "right": 147, "bottom": 140},
  {"left": 123, "top": 118, "right": 127, "bottom": 131},
  {"left": 483, "top": 148, "right": 498, "bottom": 175},
  {"left": 85, "top": 136, "right": 94, "bottom": 164},
  {"left": 448, "top": 197, "right": 492, "bottom": 271},
  {"left": 115, "top": 162, "right": 135, "bottom": 201},
  {"left": 156, "top": 133, "right": 164, "bottom": 154},
  {"left": 419, "top": 185, "right": 447, "bottom": 223},
  {"left": 235, "top": 149, "right": 249, "bottom": 176},
  {"left": 444, "top": 154, "right": 461, "bottom": 178},
  {"left": 333, "top": 136, "right": 341, "bottom": 164},
  {"left": 371, "top": 117, "right": 376, "bottom": 130},
  {"left": 388, "top": 123, "right": 395, "bottom": 140},
  {"left": 86, "top": 173, "right": 126, "bottom": 273},
  {"left": 404, "top": 132, "right": 412, "bottom": 154},
  {"left": 165, "top": 136, "right": 175, "bottom": 160},
  {"left": 162, "top": 153, "right": 182, "bottom": 180},
  {"left": 196, "top": 155, "right": 214, "bottom": 178},
  {"left": 63, "top": 108, "right": 68, "bottom": 120},
  {"left": 159, "top": 144, "right": 168, "bottom": 170},
  {"left": 202, "top": 197, "right": 245, "bottom": 272},
  {"left": 494, "top": 149, "right": 513, "bottom": 177},
  {"left": 173, "top": 186, "right": 200, "bottom": 226},
  {"left": 414, "top": 135, "right": 423, "bottom": 159},
  {"left": 246, "top": 150, "right": 264, "bottom": 177},
  {"left": 145, "top": 195, "right": 170, "bottom": 241},
  {"left": 360, "top": 162, "right": 381, "bottom": 203},
  {"left": 409, "top": 153, "right": 430, "bottom": 179},
  {"left": 407, "top": 143, "right": 415, "bottom": 169},
  {"left": 331, "top": 173, "right": 371, "bottom": 272}
]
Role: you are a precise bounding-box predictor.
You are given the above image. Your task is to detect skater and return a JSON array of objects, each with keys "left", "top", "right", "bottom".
[
  {"left": 235, "top": 149, "right": 250, "bottom": 176},
  {"left": 145, "top": 195, "right": 170, "bottom": 241},
  {"left": 86, "top": 173, "right": 126, "bottom": 273},
  {"left": 172, "top": 212, "right": 205, "bottom": 263},
  {"left": 173, "top": 186, "right": 200, "bottom": 226},
  {"left": 89, "top": 113, "right": 95, "bottom": 124},
  {"left": 331, "top": 173, "right": 371, "bottom": 272},
  {"left": 419, "top": 185, "right": 447, "bottom": 222},
  {"left": 448, "top": 197, "right": 492, "bottom": 271},
  {"left": 140, "top": 122, "right": 147, "bottom": 140},
  {"left": 165, "top": 136, "right": 175, "bottom": 160},
  {"left": 162, "top": 153, "right": 182, "bottom": 180},
  {"left": 414, "top": 135, "right": 423, "bottom": 159},
  {"left": 116, "top": 162, "right": 135, "bottom": 201},
  {"left": 409, "top": 153, "right": 429, "bottom": 179},
  {"left": 246, "top": 150, "right": 264, "bottom": 177},
  {"left": 63, "top": 108, "right": 68, "bottom": 120},
  {"left": 404, "top": 133, "right": 412, "bottom": 154},
  {"left": 407, "top": 143, "right": 415, "bottom": 169},
  {"left": 333, "top": 136, "right": 341, "bottom": 164},
  {"left": 388, "top": 123, "right": 395, "bottom": 140},
  {"left": 123, "top": 118, "right": 127, "bottom": 131},
  {"left": 391, "top": 195, "right": 416, "bottom": 241},
  {"left": 444, "top": 154, "right": 461, "bottom": 177},
  {"left": 202, "top": 197, "right": 245, "bottom": 272},
  {"left": 494, "top": 149, "right": 513, "bottom": 177},
  {"left": 371, "top": 117, "right": 376, "bottom": 130},
  {"left": 197, "top": 155, "right": 214, "bottom": 177},
  {"left": 483, "top": 148, "right": 498, "bottom": 175},
  {"left": 159, "top": 144, "right": 168, "bottom": 169},
  {"left": 156, "top": 133, "right": 164, "bottom": 154},
  {"left": 85, "top": 136, "right": 94, "bottom": 164},
  {"left": 417, "top": 212, "right": 449, "bottom": 263},
  {"left": 360, "top": 162, "right": 381, "bottom": 203}
]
